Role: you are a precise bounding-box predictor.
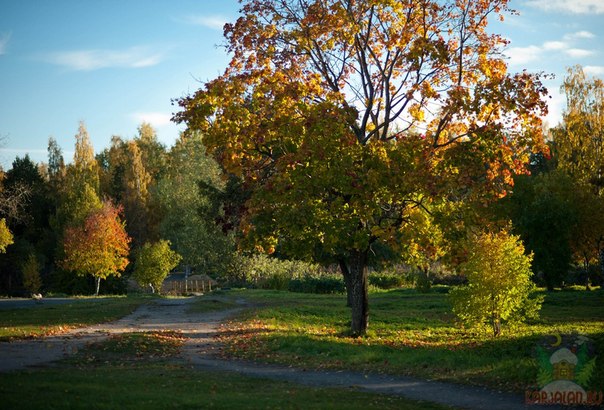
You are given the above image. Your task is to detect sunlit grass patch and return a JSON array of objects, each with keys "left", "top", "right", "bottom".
[
  {"left": 0, "top": 296, "right": 148, "bottom": 341},
  {"left": 218, "top": 288, "right": 604, "bottom": 392}
]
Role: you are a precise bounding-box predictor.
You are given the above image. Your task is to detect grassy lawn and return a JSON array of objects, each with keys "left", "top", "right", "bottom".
[
  {"left": 0, "top": 330, "right": 450, "bottom": 409},
  {"left": 0, "top": 295, "right": 148, "bottom": 341},
  {"left": 217, "top": 287, "right": 604, "bottom": 393}
]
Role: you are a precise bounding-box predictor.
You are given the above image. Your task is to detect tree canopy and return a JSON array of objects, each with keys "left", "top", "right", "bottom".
[
  {"left": 553, "top": 65, "right": 604, "bottom": 194},
  {"left": 132, "top": 240, "right": 181, "bottom": 293},
  {"left": 176, "top": 0, "right": 548, "bottom": 335},
  {"left": 62, "top": 201, "right": 131, "bottom": 295},
  {"left": 157, "top": 133, "right": 234, "bottom": 275},
  {"left": 450, "top": 229, "right": 541, "bottom": 337}
]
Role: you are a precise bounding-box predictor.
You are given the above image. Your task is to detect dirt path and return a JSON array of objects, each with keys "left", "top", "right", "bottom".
[
  {"left": 0, "top": 297, "right": 241, "bottom": 372},
  {"left": 0, "top": 296, "right": 562, "bottom": 410}
]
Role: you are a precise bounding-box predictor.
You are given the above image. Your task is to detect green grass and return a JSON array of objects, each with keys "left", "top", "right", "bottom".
[
  {"left": 218, "top": 288, "right": 604, "bottom": 393},
  {"left": 0, "top": 295, "right": 148, "bottom": 341},
  {"left": 0, "top": 329, "right": 451, "bottom": 409}
]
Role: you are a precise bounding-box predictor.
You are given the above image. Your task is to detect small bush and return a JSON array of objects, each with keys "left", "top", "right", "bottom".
[
  {"left": 222, "top": 254, "right": 328, "bottom": 290},
  {"left": 449, "top": 229, "right": 543, "bottom": 337},
  {"left": 432, "top": 274, "right": 467, "bottom": 286},
  {"left": 221, "top": 254, "right": 347, "bottom": 294},
  {"left": 288, "top": 277, "right": 345, "bottom": 294},
  {"left": 413, "top": 270, "right": 432, "bottom": 293},
  {"left": 263, "top": 271, "right": 291, "bottom": 291},
  {"left": 368, "top": 272, "right": 408, "bottom": 289},
  {"left": 565, "top": 265, "right": 603, "bottom": 288}
]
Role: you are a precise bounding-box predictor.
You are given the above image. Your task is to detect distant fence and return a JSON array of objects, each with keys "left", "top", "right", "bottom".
[{"left": 162, "top": 279, "right": 213, "bottom": 295}]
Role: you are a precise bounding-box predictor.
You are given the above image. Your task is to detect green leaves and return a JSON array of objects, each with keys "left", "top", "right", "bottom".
[
  {"left": 156, "top": 132, "right": 234, "bottom": 275},
  {"left": 132, "top": 240, "right": 181, "bottom": 293},
  {"left": 449, "top": 230, "right": 542, "bottom": 337}
]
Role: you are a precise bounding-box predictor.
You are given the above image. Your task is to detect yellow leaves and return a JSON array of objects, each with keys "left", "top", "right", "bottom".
[
  {"left": 420, "top": 81, "right": 439, "bottom": 100},
  {"left": 0, "top": 218, "right": 13, "bottom": 253},
  {"left": 409, "top": 103, "right": 425, "bottom": 122}
]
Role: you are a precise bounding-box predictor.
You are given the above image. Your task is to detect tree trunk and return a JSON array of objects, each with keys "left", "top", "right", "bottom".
[
  {"left": 492, "top": 312, "right": 501, "bottom": 337},
  {"left": 95, "top": 277, "right": 101, "bottom": 296},
  {"left": 584, "top": 258, "right": 591, "bottom": 291},
  {"left": 340, "top": 250, "right": 369, "bottom": 337}
]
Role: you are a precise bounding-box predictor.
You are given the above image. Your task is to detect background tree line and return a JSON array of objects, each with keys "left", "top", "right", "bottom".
[
  {"left": 501, "top": 65, "right": 604, "bottom": 291},
  {"left": 0, "top": 122, "right": 235, "bottom": 296}
]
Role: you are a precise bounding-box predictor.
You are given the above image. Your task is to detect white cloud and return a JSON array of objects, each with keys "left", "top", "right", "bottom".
[
  {"left": 564, "top": 31, "right": 596, "bottom": 40},
  {"left": 130, "top": 112, "right": 172, "bottom": 127},
  {"left": 526, "top": 0, "right": 604, "bottom": 14},
  {"left": 506, "top": 29, "right": 598, "bottom": 67},
  {"left": 565, "top": 48, "right": 595, "bottom": 58},
  {"left": 505, "top": 45, "right": 542, "bottom": 65},
  {"left": 180, "top": 14, "right": 228, "bottom": 30},
  {"left": 544, "top": 88, "right": 564, "bottom": 127},
  {"left": 543, "top": 41, "right": 567, "bottom": 50},
  {"left": 0, "top": 32, "right": 11, "bottom": 55},
  {"left": 43, "top": 46, "right": 166, "bottom": 71},
  {"left": 583, "top": 65, "right": 604, "bottom": 76}
]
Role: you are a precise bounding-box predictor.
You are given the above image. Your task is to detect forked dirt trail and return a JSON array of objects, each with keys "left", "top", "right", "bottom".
[
  {"left": 0, "top": 297, "right": 240, "bottom": 372},
  {"left": 0, "top": 296, "right": 561, "bottom": 410}
]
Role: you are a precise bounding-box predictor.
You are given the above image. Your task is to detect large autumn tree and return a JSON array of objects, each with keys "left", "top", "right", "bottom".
[{"left": 176, "top": 0, "right": 548, "bottom": 335}]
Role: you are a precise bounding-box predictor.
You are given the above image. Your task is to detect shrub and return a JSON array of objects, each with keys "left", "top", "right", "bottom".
[
  {"left": 432, "top": 274, "right": 467, "bottom": 286},
  {"left": 221, "top": 253, "right": 347, "bottom": 293},
  {"left": 222, "top": 254, "right": 325, "bottom": 290},
  {"left": 263, "top": 270, "right": 291, "bottom": 291},
  {"left": 368, "top": 272, "right": 408, "bottom": 289},
  {"left": 288, "top": 277, "right": 345, "bottom": 294},
  {"left": 449, "top": 230, "right": 543, "bottom": 337},
  {"left": 22, "top": 253, "right": 42, "bottom": 294},
  {"left": 413, "top": 270, "right": 432, "bottom": 293}
]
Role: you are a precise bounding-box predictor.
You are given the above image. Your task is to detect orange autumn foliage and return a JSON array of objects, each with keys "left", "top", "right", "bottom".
[{"left": 63, "top": 200, "right": 131, "bottom": 283}]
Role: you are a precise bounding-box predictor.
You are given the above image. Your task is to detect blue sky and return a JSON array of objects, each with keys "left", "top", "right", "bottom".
[{"left": 0, "top": 0, "right": 603, "bottom": 169}]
